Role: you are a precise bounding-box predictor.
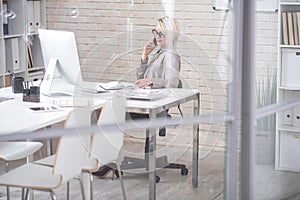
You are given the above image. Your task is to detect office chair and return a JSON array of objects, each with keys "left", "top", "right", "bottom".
[{"left": 120, "top": 80, "right": 188, "bottom": 183}]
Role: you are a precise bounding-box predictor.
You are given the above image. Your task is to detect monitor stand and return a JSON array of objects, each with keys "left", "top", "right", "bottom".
[{"left": 40, "top": 58, "right": 74, "bottom": 97}]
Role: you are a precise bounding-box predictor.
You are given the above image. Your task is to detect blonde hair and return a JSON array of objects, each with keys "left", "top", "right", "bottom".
[{"left": 156, "top": 16, "right": 180, "bottom": 44}]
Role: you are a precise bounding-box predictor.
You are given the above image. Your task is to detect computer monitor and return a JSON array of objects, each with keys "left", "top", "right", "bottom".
[{"left": 38, "top": 29, "right": 83, "bottom": 96}]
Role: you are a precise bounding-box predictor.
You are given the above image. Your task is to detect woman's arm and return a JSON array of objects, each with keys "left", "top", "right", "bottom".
[
  {"left": 136, "top": 58, "right": 148, "bottom": 80},
  {"left": 137, "top": 39, "right": 156, "bottom": 80}
]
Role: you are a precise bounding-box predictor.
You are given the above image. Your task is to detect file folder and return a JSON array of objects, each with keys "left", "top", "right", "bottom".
[
  {"left": 282, "top": 91, "right": 293, "bottom": 126},
  {"left": 5, "top": 38, "right": 20, "bottom": 71},
  {"left": 27, "top": 0, "right": 34, "bottom": 33},
  {"left": 293, "top": 106, "right": 300, "bottom": 127},
  {"left": 33, "top": 0, "right": 41, "bottom": 31}
]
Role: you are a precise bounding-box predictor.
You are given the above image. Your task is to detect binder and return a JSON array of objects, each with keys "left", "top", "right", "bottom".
[
  {"left": 282, "top": 12, "right": 289, "bottom": 45},
  {"left": 5, "top": 38, "right": 20, "bottom": 71},
  {"left": 293, "top": 12, "right": 299, "bottom": 45},
  {"left": 293, "top": 106, "right": 300, "bottom": 127},
  {"left": 297, "top": 12, "right": 300, "bottom": 44},
  {"left": 27, "top": 0, "right": 34, "bottom": 33},
  {"left": 33, "top": 0, "right": 41, "bottom": 31},
  {"left": 282, "top": 91, "right": 293, "bottom": 126},
  {"left": 287, "top": 12, "right": 295, "bottom": 45}
]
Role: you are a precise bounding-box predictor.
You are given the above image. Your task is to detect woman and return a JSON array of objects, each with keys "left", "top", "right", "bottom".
[
  {"left": 135, "top": 16, "right": 181, "bottom": 89},
  {"left": 131, "top": 16, "right": 181, "bottom": 136},
  {"left": 93, "top": 17, "right": 181, "bottom": 178}
]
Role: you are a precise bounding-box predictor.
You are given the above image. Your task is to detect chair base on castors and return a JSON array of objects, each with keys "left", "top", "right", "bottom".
[{"left": 120, "top": 155, "right": 188, "bottom": 182}]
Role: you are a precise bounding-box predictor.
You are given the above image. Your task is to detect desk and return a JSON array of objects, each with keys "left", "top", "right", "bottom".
[
  {"left": 0, "top": 88, "right": 107, "bottom": 135},
  {"left": 0, "top": 86, "right": 107, "bottom": 156},
  {"left": 0, "top": 99, "right": 70, "bottom": 135},
  {"left": 125, "top": 88, "right": 200, "bottom": 200},
  {"left": 0, "top": 87, "right": 200, "bottom": 200}
]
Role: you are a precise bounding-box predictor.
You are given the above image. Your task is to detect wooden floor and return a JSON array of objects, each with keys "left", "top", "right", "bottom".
[
  {"left": 0, "top": 137, "right": 225, "bottom": 200},
  {"left": 2, "top": 133, "right": 300, "bottom": 199}
]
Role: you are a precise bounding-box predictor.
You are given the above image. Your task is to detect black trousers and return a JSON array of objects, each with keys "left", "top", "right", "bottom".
[{"left": 126, "top": 110, "right": 170, "bottom": 136}]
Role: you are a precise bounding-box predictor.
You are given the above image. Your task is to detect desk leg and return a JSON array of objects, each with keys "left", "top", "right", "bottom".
[
  {"left": 192, "top": 93, "right": 200, "bottom": 187},
  {"left": 83, "top": 173, "right": 91, "bottom": 200},
  {"left": 45, "top": 125, "right": 53, "bottom": 156},
  {"left": 148, "top": 111, "right": 156, "bottom": 200}
]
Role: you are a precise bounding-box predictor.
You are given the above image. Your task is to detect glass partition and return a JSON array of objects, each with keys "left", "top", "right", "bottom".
[
  {"left": 43, "top": 0, "right": 300, "bottom": 199},
  {"left": 46, "top": 1, "right": 229, "bottom": 199}
]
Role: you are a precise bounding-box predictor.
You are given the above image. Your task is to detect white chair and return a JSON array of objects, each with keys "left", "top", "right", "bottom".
[
  {"left": 35, "top": 95, "right": 127, "bottom": 200},
  {"left": 82, "top": 95, "right": 126, "bottom": 200},
  {"left": 0, "top": 141, "right": 43, "bottom": 200},
  {"left": 0, "top": 106, "right": 91, "bottom": 200}
]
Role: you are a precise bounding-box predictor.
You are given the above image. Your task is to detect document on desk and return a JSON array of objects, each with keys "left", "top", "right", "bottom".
[
  {"left": 99, "top": 81, "right": 135, "bottom": 90},
  {"left": 121, "top": 88, "right": 170, "bottom": 101},
  {"left": 28, "top": 105, "right": 61, "bottom": 112}
]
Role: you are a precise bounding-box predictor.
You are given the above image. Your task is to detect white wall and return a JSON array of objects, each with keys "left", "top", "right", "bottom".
[{"left": 45, "top": 0, "right": 278, "bottom": 150}]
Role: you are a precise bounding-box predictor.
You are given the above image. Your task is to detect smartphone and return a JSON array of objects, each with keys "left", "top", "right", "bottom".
[{"left": 153, "top": 37, "right": 157, "bottom": 46}]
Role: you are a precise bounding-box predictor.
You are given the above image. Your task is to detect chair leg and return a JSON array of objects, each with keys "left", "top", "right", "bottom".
[
  {"left": 5, "top": 161, "right": 10, "bottom": 200},
  {"left": 6, "top": 186, "right": 10, "bottom": 200},
  {"left": 89, "top": 172, "right": 94, "bottom": 200},
  {"left": 74, "top": 177, "right": 86, "bottom": 200},
  {"left": 113, "top": 161, "right": 126, "bottom": 200},
  {"left": 66, "top": 181, "right": 70, "bottom": 200},
  {"left": 50, "top": 190, "right": 57, "bottom": 200},
  {"left": 21, "top": 188, "right": 25, "bottom": 200},
  {"left": 24, "top": 189, "right": 29, "bottom": 200}
]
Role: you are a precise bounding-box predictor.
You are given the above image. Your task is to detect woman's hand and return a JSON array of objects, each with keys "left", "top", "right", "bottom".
[
  {"left": 141, "top": 39, "right": 156, "bottom": 61},
  {"left": 135, "top": 78, "right": 153, "bottom": 89}
]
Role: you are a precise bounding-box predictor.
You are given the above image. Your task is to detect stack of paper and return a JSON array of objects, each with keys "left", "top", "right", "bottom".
[{"left": 121, "top": 89, "right": 170, "bottom": 101}]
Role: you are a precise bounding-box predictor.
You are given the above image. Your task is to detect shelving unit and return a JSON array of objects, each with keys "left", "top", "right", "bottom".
[
  {"left": 276, "top": 1, "right": 300, "bottom": 172},
  {"left": 0, "top": 0, "right": 46, "bottom": 88}
]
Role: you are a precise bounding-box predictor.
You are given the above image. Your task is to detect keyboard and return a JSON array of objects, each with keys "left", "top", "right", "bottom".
[
  {"left": 76, "top": 82, "right": 106, "bottom": 93},
  {"left": 77, "top": 81, "right": 136, "bottom": 93}
]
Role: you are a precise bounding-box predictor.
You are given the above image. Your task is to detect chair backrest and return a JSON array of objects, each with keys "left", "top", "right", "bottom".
[
  {"left": 52, "top": 106, "right": 91, "bottom": 181},
  {"left": 90, "top": 95, "right": 126, "bottom": 166},
  {"left": 177, "top": 79, "right": 182, "bottom": 88}
]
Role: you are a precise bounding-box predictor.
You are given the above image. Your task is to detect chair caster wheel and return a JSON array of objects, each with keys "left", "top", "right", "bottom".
[
  {"left": 156, "top": 176, "right": 160, "bottom": 183},
  {"left": 181, "top": 167, "right": 188, "bottom": 176}
]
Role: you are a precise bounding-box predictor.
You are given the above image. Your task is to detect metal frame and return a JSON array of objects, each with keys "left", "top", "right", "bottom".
[{"left": 225, "top": 0, "right": 256, "bottom": 199}]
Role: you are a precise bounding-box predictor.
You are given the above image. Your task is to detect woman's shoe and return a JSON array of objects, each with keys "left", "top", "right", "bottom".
[
  {"left": 92, "top": 164, "right": 123, "bottom": 180},
  {"left": 92, "top": 165, "right": 115, "bottom": 179}
]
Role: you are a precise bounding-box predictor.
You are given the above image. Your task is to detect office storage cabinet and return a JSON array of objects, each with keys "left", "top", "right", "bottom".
[
  {"left": 0, "top": 0, "right": 46, "bottom": 88},
  {"left": 276, "top": 1, "right": 300, "bottom": 172},
  {"left": 279, "top": 131, "right": 300, "bottom": 171},
  {"left": 281, "top": 48, "right": 300, "bottom": 88}
]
